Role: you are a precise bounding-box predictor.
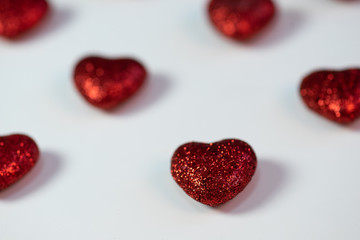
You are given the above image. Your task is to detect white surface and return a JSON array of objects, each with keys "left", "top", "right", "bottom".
[{"left": 1, "top": 0, "right": 360, "bottom": 239}]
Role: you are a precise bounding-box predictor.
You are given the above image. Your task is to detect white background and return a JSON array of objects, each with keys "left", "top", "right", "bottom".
[{"left": 1, "top": 0, "right": 360, "bottom": 239}]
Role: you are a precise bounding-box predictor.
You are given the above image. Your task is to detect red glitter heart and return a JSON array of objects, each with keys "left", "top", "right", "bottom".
[
  {"left": 0, "top": 134, "right": 40, "bottom": 191},
  {"left": 74, "top": 56, "right": 147, "bottom": 109},
  {"left": 0, "top": 0, "right": 49, "bottom": 38},
  {"left": 208, "top": 0, "right": 276, "bottom": 40},
  {"left": 171, "top": 139, "right": 257, "bottom": 207},
  {"left": 300, "top": 69, "right": 360, "bottom": 124}
]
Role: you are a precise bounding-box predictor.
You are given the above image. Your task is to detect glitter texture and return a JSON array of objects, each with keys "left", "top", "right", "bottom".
[
  {"left": 300, "top": 69, "right": 360, "bottom": 124},
  {"left": 0, "top": 0, "right": 48, "bottom": 38},
  {"left": 0, "top": 134, "right": 40, "bottom": 191},
  {"left": 74, "top": 56, "right": 147, "bottom": 109},
  {"left": 208, "top": 0, "right": 276, "bottom": 40},
  {"left": 171, "top": 139, "right": 257, "bottom": 207}
]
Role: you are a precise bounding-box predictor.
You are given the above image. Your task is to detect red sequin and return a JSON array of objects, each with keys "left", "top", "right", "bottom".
[
  {"left": 171, "top": 139, "right": 257, "bottom": 207},
  {"left": 74, "top": 56, "right": 147, "bottom": 109},
  {"left": 0, "top": 0, "right": 48, "bottom": 38},
  {"left": 300, "top": 69, "right": 360, "bottom": 124},
  {"left": 0, "top": 134, "right": 40, "bottom": 191},
  {"left": 208, "top": 0, "right": 276, "bottom": 40}
]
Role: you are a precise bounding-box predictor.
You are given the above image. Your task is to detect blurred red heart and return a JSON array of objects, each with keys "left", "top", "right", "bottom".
[
  {"left": 0, "top": 134, "right": 40, "bottom": 191},
  {"left": 0, "top": 0, "right": 49, "bottom": 38},
  {"left": 171, "top": 139, "right": 257, "bottom": 207},
  {"left": 73, "top": 56, "right": 147, "bottom": 109},
  {"left": 300, "top": 69, "right": 360, "bottom": 124},
  {"left": 208, "top": 0, "right": 276, "bottom": 40}
]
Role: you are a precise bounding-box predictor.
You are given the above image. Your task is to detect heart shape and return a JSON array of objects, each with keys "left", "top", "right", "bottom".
[
  {"left": 300, "top": 69, "right": 360, "bottom": 124},
  {"left": 171, "top": 139, "right": 257, "bottom": 207},
  {"left": 208, "top": 0, "right": 276, "bottom": 40},
  {"left": 74, "top": 56, "right": 147, "bottom": 109},
  {"left": 0, "top": 0, "right": 49, "bottom": 38},
  {"left": 0, "top": 134, "right": 40, "bottom": 191}
]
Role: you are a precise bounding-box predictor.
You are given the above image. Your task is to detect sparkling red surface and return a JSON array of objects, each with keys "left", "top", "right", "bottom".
[
  {"left": 300, "top": 69, "right": 360, "bottom": 124},
  {"left": 74, "top": 57, "right": 147, "bottom": 109},
  {"left": 0, "top": 134, "right": 39, "bottom": 191},
  {"left": 171, "top": 139, "right": 257, "bottom": 207},
  {"left": 0, "top": 0, "right": 48, "bottom": 38},
  {"left": 208, "top": 0, "right": 276, "bottom": 40}
]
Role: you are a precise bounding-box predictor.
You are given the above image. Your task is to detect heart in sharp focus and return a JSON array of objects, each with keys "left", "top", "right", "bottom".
[{"left": 171, "top": 139, "right": 257, "bottom": 207}]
